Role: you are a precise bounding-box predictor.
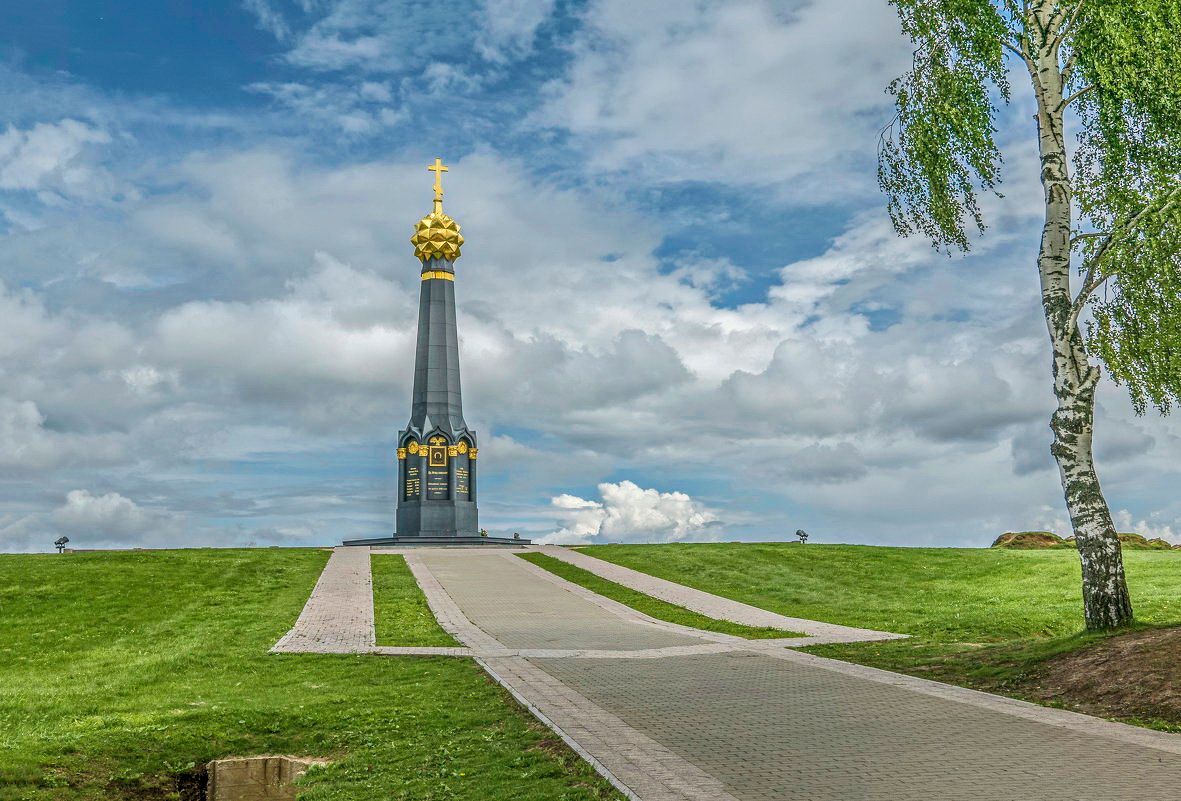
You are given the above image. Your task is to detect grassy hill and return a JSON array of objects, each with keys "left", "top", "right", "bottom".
[
  {"left": 578, "top": 542, "right": 1181, "bottom": 729},
  {"left": 992, "top": 530, "right": 1176, "bottom": 550},
  {"left": 0, "top": 549, "right": 619, "bottom": 801}
]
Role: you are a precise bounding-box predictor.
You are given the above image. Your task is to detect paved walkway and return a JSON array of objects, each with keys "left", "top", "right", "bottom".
[
  {"left": 535, "top": 545, "right": 902, "bottom": 644},
  {"left": 276, "top": 547, "right": 1181, "bottom": 800},
  {"left": 272, "top": 546, "right": 374, "bottom": 653}
]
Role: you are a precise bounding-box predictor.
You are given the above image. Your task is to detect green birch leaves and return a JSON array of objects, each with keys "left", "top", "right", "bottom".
[
  {"left": 879, "top": 0, "right": 1009, "bottom": 252},
  {"left": 1073, "top": 1, "right": 1181, "bottom": 413},
  {"left": 881, "top": 0, "right": 1181, "bottom": 413}
]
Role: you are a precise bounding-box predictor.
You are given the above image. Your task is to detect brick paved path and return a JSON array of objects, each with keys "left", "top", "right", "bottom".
[
  {"left": 412, "top": 549, "right": 1181, "bottom": 801},
  {"left": 419, "top": 550, "right": 702, "bottom": 651},
  {"left": 535, "top": 545, "right": 902, "bottom": 644},
  {"left": 279, "top": 547, "right": 1181, "bottom": 800},
  {"left": 542, "top": 651, "right": 1181, "bottom": 800},
  {"left": 272, "top": 546, "right": 375, "bottom": 653}
]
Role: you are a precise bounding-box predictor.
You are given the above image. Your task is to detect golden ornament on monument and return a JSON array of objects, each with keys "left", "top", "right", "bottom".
[{"left": 410, "top": 158, "right": 464, "bottom": 262}]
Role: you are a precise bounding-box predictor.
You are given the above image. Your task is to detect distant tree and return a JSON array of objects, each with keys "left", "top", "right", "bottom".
[
  {"left": 796, "top": 529, "right": 809, "bottom": 544},
  {"left": 879, "top": 0, "right": 1181, "bottom": 629}
]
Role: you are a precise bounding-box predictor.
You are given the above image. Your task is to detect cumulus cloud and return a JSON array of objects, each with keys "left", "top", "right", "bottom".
[
  {"left": 0, "top": 399, "right": 128, "bottom": 471},
  {"left": 2, "top": 144, "right": 1178, "bottom": 550},
  {"left": 0, "top": 490, "right": 186, "bottom": 553},
  {"left": 1114, "top": 510, "right": 1178, "bottom": 544},
  {"left": 51, "top": 489, "right": 183, "bottom": 540},
  {"left": 542, "top": 480, "right": 721, "bottom": 545},
  {"left": 0, "top": 119, "right": 120, "bottom": 216},
  {"left": 277, "top": 0, "right": 549, "bottom": 73},
  {"left": 534, "top": 0, "right": 912, "bottom": 199},
  {"left": 0, "top": 119, "right": 110, "bottom": 191},
  {"left": 151, "top": 253, "right": 414, "bottom": 410},
  {"left": 0, "top": 5, "right": 1178, "bottom": 552}
]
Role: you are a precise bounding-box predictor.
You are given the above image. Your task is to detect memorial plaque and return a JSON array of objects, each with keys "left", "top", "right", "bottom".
[
  {"left": 404, "top": 463, "right": 420, "bottom": 500},
  {"left": 426, "top": 445, "right": 450, "bottom": 500},
  {"left": 455, "top": 456, "right": 470, "bottom": 500}
]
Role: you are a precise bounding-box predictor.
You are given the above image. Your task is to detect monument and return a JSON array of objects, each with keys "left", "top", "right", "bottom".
[{"left": 344, "top": 159, "right": 526, "bottom": 546}]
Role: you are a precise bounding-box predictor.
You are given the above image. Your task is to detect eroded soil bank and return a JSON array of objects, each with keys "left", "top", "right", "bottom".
[{"left": 1008, "top": 626, "right": 1181, "bottom": 727}]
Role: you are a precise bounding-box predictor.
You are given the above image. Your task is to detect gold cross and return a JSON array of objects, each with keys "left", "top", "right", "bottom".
[{"left": 427, "top": 157, "right": 449, "bottom": 202}]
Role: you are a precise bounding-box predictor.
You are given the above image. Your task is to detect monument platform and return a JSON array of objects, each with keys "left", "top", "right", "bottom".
[{"left": 341, "top": 535, "right": 529, "bottom": 547}]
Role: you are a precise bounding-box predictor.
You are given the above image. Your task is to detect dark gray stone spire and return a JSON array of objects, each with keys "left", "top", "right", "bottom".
[
  {"left": 394, "top": 160, "right": 478, "bottom": 540},
  {"left": 407, "top": 256, "right": 468, "bottom": 437},
  {"left": 343, "top": 158, "right": 525, "bottom": 547}
]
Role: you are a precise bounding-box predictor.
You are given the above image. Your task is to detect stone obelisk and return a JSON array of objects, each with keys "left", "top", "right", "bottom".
[{"left": 345, "top": 158, "right": 524, "bottom": 546}]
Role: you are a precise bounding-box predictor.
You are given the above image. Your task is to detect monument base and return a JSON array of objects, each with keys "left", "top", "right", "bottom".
[{"left": 341, "top": 534, "right": 530, "bottom": 547}]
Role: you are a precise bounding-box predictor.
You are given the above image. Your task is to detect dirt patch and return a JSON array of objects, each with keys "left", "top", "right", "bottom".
[
  {"left": 1013, "top": 626, "right": 1181, "bottom": 724},
  {"left": 530, "top": 735, "right": 570, "bottom": 760},
  {"left": 105, "top": 764, "right": 207, "bottom": 800},
  {"left": 176, "top": 766, "right": 208, "bottom": 801}
]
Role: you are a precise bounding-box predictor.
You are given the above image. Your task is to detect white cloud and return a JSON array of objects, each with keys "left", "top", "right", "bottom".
[
  {"left": 1114, "top": 510, "right": 1178, "bottom": 544},
  {"left": 0, "top": 399, "right": 128, "bottom": 472},
  {"left": 281, "top": 0, "right": 459, "bottom": 73},
  {"left": 2, "top": 145, "right": 1178, "bottom": 550},
  {"left": 246, "top": 81, "right": 405, "bottom": 133},
  {"left": 476, "top": 0, "right": 555, "bottom": 62},
  {"left": 0, "top": 490, "right": 186, "bottom": 553},
  {"left": 50, "top": 489, "right": 182, "bottom": 539},
  {"left": 0, "top": 7, "right": 1178, "bottom": 555},
  {"left": 0, "top": 119, "right": 120, "bottom": 218},
  {"left": 1024, "top": 506, "right": 1072, "bottom": 538},
  {"left": 534, "top": 0, "right": 913, "bottom": 199},
  {"left": 151, "top": 253, "right": 414, "bottom": 406},
  {"left": 274, "top": 0, "right": 552, "bottom": 73},
  {"left": 542, "top": 480, "right": 721, "bottom": 545},
  {"left": 0, "top": 119, "right": 110, "bottom": 191},
  {"left": 242, "top": 0, "right": 292, "bottom": 41},
  {"left": 121, "top": 365, "right": 179, "bottom": 398},
  {"left": 0, "top": 399, "right": 69, "bottom": 470}
]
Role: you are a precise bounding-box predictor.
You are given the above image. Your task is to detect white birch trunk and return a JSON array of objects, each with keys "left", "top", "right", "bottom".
[{"left": 1027, "top": 6, "right": 1133, "bottom": 630}]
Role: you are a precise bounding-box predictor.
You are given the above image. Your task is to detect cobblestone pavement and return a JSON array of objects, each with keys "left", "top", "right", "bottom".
[
  {"left": 417, "top": 550, "right": 704, "bottom": 651},
  {"left": 280, "top": 547, "right": 1181, "bottom": 800},
  {"left": 412, "top": 548, "right": 1181, "bottom": 801},
  {"left": 273, "top": 547, "right": 809, "bottom": 659},
  {"left": 272, "top": 546, "right": 374, "bottom": 653},
  {"left": 540, "top": 651, "right": 1181, "bottom": 801},
  {"left": 532, "top": 545, "right": 903, "bottom": 644}
]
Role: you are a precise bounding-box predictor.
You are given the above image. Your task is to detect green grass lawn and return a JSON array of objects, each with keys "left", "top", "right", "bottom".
[
  {"left": 0, "top": 549, "right": 621, "bottom": 801},
  {"left": 576, "top": 543, "right": 1181, "bottom": 724},
  {"left": 372, "top": 555, "right": 457, "bottom": 647},
  {"left": 517, "top": 553, "right": 796, "bottom": 639}
]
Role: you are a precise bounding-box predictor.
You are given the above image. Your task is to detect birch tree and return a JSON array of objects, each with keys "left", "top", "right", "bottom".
[{"left": 879, "top": 0, "right": 1181, "bottom": 629}]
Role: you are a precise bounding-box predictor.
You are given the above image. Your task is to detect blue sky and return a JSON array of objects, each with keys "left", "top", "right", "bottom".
[{"left": 1, "top": 0, "right": 1177, "bottom": 552}]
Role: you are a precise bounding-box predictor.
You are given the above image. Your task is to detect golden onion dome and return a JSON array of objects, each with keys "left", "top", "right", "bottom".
[{"left": 410, "top": 201, "right": 464, "bottom": 262}]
